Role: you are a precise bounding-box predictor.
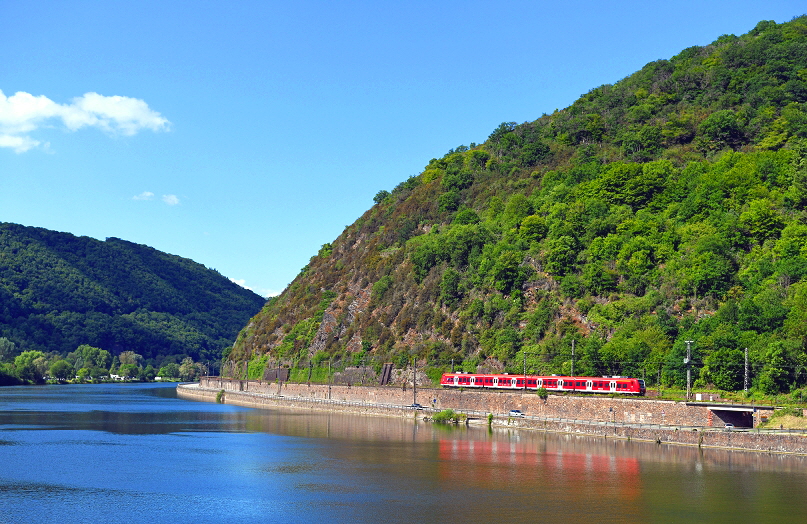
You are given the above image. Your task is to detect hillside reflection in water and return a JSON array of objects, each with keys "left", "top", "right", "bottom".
[{"left": 0, "top": 383, "right": 805, "bottom": 523}]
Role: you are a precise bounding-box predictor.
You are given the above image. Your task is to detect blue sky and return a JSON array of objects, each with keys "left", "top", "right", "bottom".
[{"left": 2, "top": 1, "right": 804, "bottom": 297}]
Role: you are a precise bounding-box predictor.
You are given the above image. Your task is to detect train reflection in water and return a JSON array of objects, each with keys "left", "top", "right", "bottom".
[{"left": 437, "top": 438, "right": 642, "bottom": 504}]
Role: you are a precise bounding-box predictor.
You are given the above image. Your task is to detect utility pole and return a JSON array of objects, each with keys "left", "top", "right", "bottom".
[
  {"left": 657, "top": 363, "right": 662, "bottom": 397},
  {"left": 412, "top": 357, "right": 417, "bottom": 406},
  {"left": 328, "top": 360, "right": 332, "bottom": 400},
  {"left": 523, "top": 352, "right": 527, "bottom": 391},
  {"left": 685, "top": 340, "right": 693, "bottom": 400},
  {"left": 744, "top": 347, "right": 749, "bottom": 393},
  {"left": 571, "top": 339, "right": 575, "bottom": 377}
]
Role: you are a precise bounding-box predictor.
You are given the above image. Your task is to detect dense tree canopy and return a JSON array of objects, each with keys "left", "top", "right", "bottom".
[
  {"left": 229, "top": 17, "right": 807, "bottom": 396},
  {"left": 0, "top": 223, "right": 266, "bottom": 365}
]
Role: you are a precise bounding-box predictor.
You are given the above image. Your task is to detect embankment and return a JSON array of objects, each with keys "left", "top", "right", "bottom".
[{"left": 178, "top": 378, "right": 807, "bottom": 455}]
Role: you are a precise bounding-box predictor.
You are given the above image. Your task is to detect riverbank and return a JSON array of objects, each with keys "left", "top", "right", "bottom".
[{"left": 178, "top": 380, "right": 807, "bottom": 455}]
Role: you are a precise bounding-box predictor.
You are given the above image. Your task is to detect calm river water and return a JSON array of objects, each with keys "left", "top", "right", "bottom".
[{"left": 1, "top": 383, "right": 806, "bottom": 523}]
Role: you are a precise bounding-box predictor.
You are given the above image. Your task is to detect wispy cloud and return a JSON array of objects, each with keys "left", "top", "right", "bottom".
[
  {"left": 230, "top": 278, "right": 250, "bottom": 290},
  {"left": 132, "top": 191, "right": 155, "bottom": 201},
  {"left": 133, "top": 191, "right": 180, "bottom": 206},
  {"left": 0, "top": 133, "right": 44, "bottom": 153},
  {"left": 0, "top": 89, "right": 170, "bottom": 153},
  {"left": 230, "top": 278, "right": 280, "bottom": 299}
]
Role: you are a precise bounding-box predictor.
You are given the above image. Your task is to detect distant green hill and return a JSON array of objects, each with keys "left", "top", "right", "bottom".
[
  {"left": 0, "top": 222, "right": 266, "bottom": 363},
  {"left": 229, "top": 17, "right": 807, "bottom": 397}
]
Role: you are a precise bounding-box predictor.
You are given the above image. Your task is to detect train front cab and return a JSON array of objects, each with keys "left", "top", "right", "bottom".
[{"left": 441, "top": 373, "right": 484, "bottom": 388}]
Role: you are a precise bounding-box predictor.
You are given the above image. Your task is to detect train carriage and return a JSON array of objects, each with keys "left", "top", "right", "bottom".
[{"left": 440, "top": 372, "right": 645, "bottom": 395}]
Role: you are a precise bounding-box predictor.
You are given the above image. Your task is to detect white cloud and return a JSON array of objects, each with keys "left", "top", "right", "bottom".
[
  {"left": 0, "top": 133, "right": 41, "bottom": 153},
  {"left": 230, "top": 278, "right": 281, "bottom": 299},
  {"left": 230, "top": 278, "right": 250, "bottom": 290},
  {"left": 0, "top": 89, "right": 170, "bottom": 153},
  {"left": 132, "top": 191, "right": 155, "bottom": 201},
  {"left": 162, "top": 194, "right": 180, "bottom": 206}
]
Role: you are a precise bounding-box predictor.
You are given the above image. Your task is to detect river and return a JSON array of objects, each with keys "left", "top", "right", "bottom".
[{"left": 0, "top": 383, "right": 806, "bottom": 523}]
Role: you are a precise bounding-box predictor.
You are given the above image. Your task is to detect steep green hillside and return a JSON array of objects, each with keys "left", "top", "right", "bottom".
[
  {"left": 230, "top": 17, "right": 807, "bottom": 396},
  {"left": 0, "top": 222, "right": 266, "bottom": 362}
]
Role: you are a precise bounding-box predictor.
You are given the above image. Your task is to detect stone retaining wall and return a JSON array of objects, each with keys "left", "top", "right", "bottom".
[
  {"left": 178, "top": 383, "right": 418, "bottom": 419},
  {"left": 180, "top": 382, "right": 807, "bottom": 455},
  {"left": 198, "top": 377, "right": 773, "bottom": 427}
]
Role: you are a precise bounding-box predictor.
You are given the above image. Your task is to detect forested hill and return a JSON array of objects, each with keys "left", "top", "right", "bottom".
[
  {"left": 230, "top": 17, "right": 807, "bottom": 396},
  {"left": 0, "top": 222, "right": 266, "bottom": 362}
]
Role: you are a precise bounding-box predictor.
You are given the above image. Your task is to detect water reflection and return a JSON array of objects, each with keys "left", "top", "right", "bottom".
[{"left": 0, "top": 383, "right": 806, "bottom": 523}]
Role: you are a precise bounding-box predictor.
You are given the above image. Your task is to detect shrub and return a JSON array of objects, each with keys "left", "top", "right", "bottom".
[{"left": 431, "top": 409, "right": 468, "bottom": 424}]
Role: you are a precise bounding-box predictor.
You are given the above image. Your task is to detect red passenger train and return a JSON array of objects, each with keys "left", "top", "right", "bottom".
[{"left": 440, "top": 372, "right": 646, "bottom": 395}]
